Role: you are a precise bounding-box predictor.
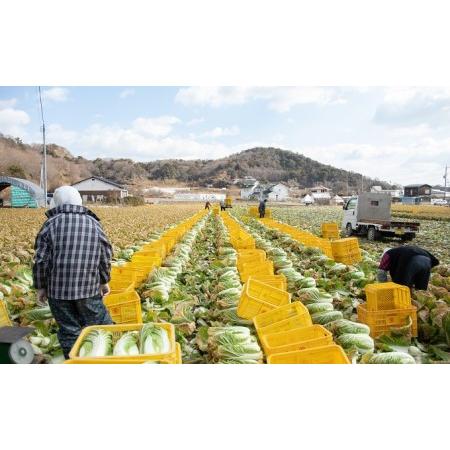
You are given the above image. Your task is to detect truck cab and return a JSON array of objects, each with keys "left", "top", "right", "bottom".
[{"left": 342, "top": 192, "right": 419, "bottom": 241}]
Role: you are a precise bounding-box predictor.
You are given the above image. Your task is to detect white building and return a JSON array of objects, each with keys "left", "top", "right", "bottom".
[
  {"left": 72, "top": 177, "right": 128, "bottom": 203},
  {"left": 173, "top": 193, "right": 225, "bottom": 201},
  {"left": 240, "top": 179, "right": 259, "bottom": 199},
  {"left": 267, "top": 183, "right": 290, "bottom": 201},
  {"left": 310, "top": 185, "right": 332, "bottom": 204},
  {"left": 302, "top": 194, "right": 314, "bottom": 205},
  {"left": 371, "top": 185, "right": 403, "bottom": 198},
  {"left": 331, "top": 194, "right": 344, "bottom": 205}
]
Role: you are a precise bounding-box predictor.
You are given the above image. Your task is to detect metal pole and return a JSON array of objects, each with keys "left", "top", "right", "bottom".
[
  {"left": 444, "top": 164, "right": 448, "bottom": 201},
  {"left": 38, "top": 87, "right": 47, "bottom": 206}
]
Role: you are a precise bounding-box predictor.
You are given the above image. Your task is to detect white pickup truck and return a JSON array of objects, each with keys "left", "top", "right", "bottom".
[{"left": 342, "top": 192, "right": 420, "bottom": 241}]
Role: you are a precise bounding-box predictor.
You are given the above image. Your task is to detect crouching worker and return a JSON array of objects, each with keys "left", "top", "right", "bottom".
[
  {"left": 377, "top": 245, "right": 439, "bottom": 291},
  {"left": 32, "top": 186, "right": 114, "bottom": 359}
]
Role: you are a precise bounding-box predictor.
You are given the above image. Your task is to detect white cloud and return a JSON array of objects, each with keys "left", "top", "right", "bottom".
[
  {"left": 46, "top": 123, "right": 78, "bottom": 145},
  {"left": 175, "top": 87, "right": 345, "bottom": 112},
  {"left": 42, "top": 87, "right": 69, "bottom": 102},
  {"left": 119, "top": 88, "right": 135, "bottom": 99},
  {"left": 0, "top": 106, "right": 30, "bottom": 138},
  {"left": 200, "top": 126, "right": 240, "bottom": 138},
  {"left": 186, "top": 117, "right": 205, "bottom": 126},
  {"left": 374, "top": 87, "right": 450, "bottom": 126},
  {"left": 132, "top": 116, "right": 180, "bottom": 137},
  {"left": 290, "top": 140, "right": 449, "bottom": 186},
  {"left": 0, "top": 98, "right": 17, "bottom": 108}
]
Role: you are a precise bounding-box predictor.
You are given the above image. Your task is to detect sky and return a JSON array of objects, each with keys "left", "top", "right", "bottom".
[{"left": 0, "top": 86, "right": 449, "bottom": 186}]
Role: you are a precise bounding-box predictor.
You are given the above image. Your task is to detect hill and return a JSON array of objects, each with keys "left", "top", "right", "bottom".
[{"left": 0, "top": 134, "right": 394, "bottom": 192}]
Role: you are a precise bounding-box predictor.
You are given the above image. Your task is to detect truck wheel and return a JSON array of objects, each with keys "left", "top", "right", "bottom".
[
  {"left": 345, "top": 223, "right": 353, "bottom": 237},
  {"left": 367, "top": 227, "right": 379, "bottom": 241},
  {"left": 401, "top": 233, "right": 415, "bottom": 241}
]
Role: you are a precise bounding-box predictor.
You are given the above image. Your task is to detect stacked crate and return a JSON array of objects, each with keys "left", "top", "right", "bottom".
[
  {"left": 321, "top": 222, "right": 340, "bottom": 239},
  {"left": 357, "top": 282, "right": 418, "bottom": 337},
  {"left": 331, "top": 237, "right": 362, "bottom": 265}
]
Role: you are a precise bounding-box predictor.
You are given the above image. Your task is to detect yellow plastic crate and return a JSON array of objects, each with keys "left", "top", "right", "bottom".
[
  {"left": 239, "top": 260, "right": 274, "bottom": 282},
  {"left": 253, "top": 301, "right": 312, "bottom": 336},
  {"left": 237, "top": 278, "right": 291, "bottom": 320},
  {"left": 133, "top": 250, "right": 164, "bottom": 263},
  {"left": 267, "top": 344, "right": 351, "bottom": 364},
  {"left": 104, "top": 289, "right": 142, "bottom": 324},
  {"left": 231, "top": 237, "right": 255, "bottom": 250},
  {"left": 357, "top": 304, "right": 418, "bottom": 338},
  {"left": 111, "top": 264, "right": 148, "bottom": 285},
  {"left": 237, "top": 249, "right": 266, "bottom": 264},
  {"left": 331, "top": 238, "right": 362, "bottom": 263},
  {"left": 131, "top": 254, "right": 162, "bottom": 268},
  {"left": 69, "top": 323, "right": 176, "bottom": 362},
  {"left": 321, "top": 223, "right": 340, "bottom": 239},
  {"left": 109, "top": 276, "right": 136, "bottom": 292},
  {"left": 160, "top": 237, "right": 177, "bottom": 253},
  {"left": 364, "top": 282, "right": 411, "bottom": 310},
  {"left": 64, "top": 344, "right": 182, "bottom": 364},
  {"left": 0, "top": 300, "right": 12, "bottom": 327},
  {"left": 250, "top": 274, "right": 287, "bottom": 291},
  {"left": 261, "top": 325, "right": 334, "bottom": 356},
  {"left": 142, "top": 243, "right": 167, "bottom": 259}
]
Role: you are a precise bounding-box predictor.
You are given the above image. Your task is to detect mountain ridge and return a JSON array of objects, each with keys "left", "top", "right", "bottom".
[{"left": 0, "top": 134, "right": 396, "bottom": 192}]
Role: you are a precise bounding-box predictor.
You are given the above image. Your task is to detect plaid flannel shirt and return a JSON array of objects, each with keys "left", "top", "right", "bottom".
[{"left": 33, "top": 204, "right": 113, "bottom": 300}]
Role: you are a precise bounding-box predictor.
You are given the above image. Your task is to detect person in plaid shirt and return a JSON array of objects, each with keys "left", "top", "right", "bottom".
[{"left": 33, "top": 186, "right": 113, "bottom": 358}]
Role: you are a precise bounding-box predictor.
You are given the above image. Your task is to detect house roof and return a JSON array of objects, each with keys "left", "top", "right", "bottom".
[
  {"left": 312, "top": 192, "right": 331, "bottom": 198},
  {"left": 0, "top": 176, "right": 46, "bottom": 206},
  {"left": 311, "top": 185, "right": 331, "bottom": 191},
  {"left": 404, "top": 184, "right": 432, "bottom": 188},
  {"left": 72, "top": 176, "right": 126, "bottom": 190}
]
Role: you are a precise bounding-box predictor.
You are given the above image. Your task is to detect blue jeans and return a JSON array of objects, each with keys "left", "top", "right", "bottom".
[{"left": 48, "top": 295, "right": 113, "bottom": 359}]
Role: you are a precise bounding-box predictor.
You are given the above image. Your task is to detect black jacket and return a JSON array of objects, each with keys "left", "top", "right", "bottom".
[{"left": 386, "top": 246, "right": 439, "bottom": 284}]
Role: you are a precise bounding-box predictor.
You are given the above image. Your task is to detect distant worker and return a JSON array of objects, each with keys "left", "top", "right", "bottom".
[
  {"left": 377, "top": 245, "right": 439, "bottom": 291},
  {"left": 220, "top": 200, "right": 226, "bottom": 211},
  {"left": 258, "top": 198, "right": 267, "bottom": 218},
  {"left": 205, "top": 201, "right": 211, "bottom": 210},
  {"left": 33, "top": 186, "right": 114, "bottom": 359}
]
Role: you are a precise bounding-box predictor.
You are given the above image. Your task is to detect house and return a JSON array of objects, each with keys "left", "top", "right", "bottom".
[
  {"left": 370, "top": 185, "right": 404, "bottom": 198},
  {"left": 247, "top": 183, "right": 290, "bottom": 201},
  {"left": 331, "top": 194, "right": 344, "bottom": 205},
  {"left": 310, "top": 185, "right": 332, "bottom": 205},
  {"left": 240, "top": 177, "right": 259, "bottom": 199},
  {"left": 404, "top": 184, "right": 432, "bottom": 197},
  {"left": 302, "top": 194, "right": 314, "bottom": 205},
  {"left": 267, "top": 183, "right": 290, "bottom": 201},
  {"left": 72, "top": 176, "right": 128, "bottom": 203}
]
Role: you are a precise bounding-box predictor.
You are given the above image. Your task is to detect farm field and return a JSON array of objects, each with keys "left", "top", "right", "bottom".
[{"left": 0, "top": 204, "right": 449, "bottom": 364}]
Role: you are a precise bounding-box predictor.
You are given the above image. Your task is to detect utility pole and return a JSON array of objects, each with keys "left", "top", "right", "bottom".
[
  {"left": 361, "top": 174, "right": 364, "bottom": 194},
  {"left": 38, "top": 87, "right": 47, "bottom": 207},
  {"left": 444, "top": 164, "right": 448, "bottom": 201}
]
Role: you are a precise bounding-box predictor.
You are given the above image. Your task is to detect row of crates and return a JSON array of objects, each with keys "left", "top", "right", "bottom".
[
  {"left": 222, "top": 212, "right": 256, "bottom": 249},
  {"left": 65, "top": 211, "right": 208, "bottom": 364},
  {"left": 104, "top": 211, "right": 207, "bottom": 326},
  {"left": 66, "top": 322, "right": 182, "bottom": 364},
  {"left": 357, "top": 282, "right": 417, "bottom": 338},
  {"left": 221, "top": 214, "right": 350, "bottom": 364},
  {"left": 260, "top": 218, "right": 362, "bottom": 265}
]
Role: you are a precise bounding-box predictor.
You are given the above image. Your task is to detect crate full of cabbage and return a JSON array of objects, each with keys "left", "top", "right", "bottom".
[{"left": 69, "top": 323, "right": 177, "bottom": 363}]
